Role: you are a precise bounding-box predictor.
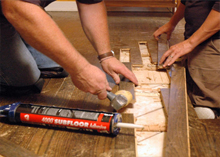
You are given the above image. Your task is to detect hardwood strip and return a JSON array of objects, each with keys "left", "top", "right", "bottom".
[
  {"left": 27, "top": 77, "right": 77, "bottom": 154},
  {"left": 160, "top": 88, "right": 169, "bottom": 115},
  {"left": 0, "top": 137, "right": 40, "bottom": 157},
  {"left": 0, "top": 79, "right": 65, "bottom": 147},
  {"left": 114, "top": 113, "right": 136, "bottom": 157},
  {"left": 137, "top": 124, "right": 166, "bottom": 132},
  {"left": 165, "top": 65, "right": 190, "bottom": 157},
  {"left": 105, "top": 1, "right": 176, "bottom": 8},
  {"left": 130, "top": 47, "right": 143, "bottom": 67},
  {"left": 148, "top": 39, "right": 158, "bottom": 65},
  {"left": 188, "top": 99, "right": 220, "bottom": 157},
  {"left": 40, "top": 113, "right": 136, "bottom": 157},
  {"left": 105, "top": 0, "right": 175, "bottom": 1},
  {"left": 157, "top": 34, "right": 169, "bottom": 69}
]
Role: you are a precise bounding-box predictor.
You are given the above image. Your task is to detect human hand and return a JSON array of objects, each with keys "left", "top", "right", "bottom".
[
  {"left": 70, "top": 63, "right": 112, "bottom": 100},
  {"left": 160, "top": 39, "right": 194, "bottom": 67},
  {"left": 100, "top": 57, "right": 138, "bottom": 86},
  {"left": 153, "top": 22, "right": 175, "bottom": 40}
]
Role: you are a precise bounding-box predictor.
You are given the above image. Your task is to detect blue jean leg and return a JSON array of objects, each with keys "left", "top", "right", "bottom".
[
  {"left": 24, "top": 40, "right": 61, "bottom": 69},
  {"left": 0, "top": 20, "right": 40, "bottom": 87}
]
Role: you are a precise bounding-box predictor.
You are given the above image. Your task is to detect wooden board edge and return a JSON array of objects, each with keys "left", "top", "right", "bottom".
[{"left": 165, "top": 65, "right": 190, "bottom": 157}]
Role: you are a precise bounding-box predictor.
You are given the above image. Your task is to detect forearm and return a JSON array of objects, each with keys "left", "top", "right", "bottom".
[
  {"left": 2, "top": 0, "right": 89, "bottom": 74},
  {"left": 188, "top": 9, "right": 220, "bottom": 48},
  {"left": 77, "top": 1, "right": 111, "bottom": 55},
  {"left": 168, "top": 3, "right": 185, "bottom": 27}
]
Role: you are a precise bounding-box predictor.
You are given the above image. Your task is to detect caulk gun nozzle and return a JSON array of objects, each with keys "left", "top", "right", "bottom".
[{"left": 115, "top": 122, "right": 144, "bottom": 129}]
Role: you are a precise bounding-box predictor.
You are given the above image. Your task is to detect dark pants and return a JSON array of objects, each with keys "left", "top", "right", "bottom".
[{"left": 0, "top": 7, "right": 59, "bottom": 94}]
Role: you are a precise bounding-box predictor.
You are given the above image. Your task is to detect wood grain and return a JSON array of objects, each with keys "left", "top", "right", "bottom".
[
  {"left": 157, "top": 34, "right": 169, "bottom": 69},
  {"left": 105, "top": 1, "right": 176, "bottom": 8},
  {"left": 165, "top": 64, "right": 190, "bottom": 157},
  {"left": 188, "top": 99, "right": 220, "bottom": 157},
  {"left": 0, "top": 137, "right": 40, "bottom": 157},
  {"left": 160, "top": 88, "right": 169, "bottom": 115}
]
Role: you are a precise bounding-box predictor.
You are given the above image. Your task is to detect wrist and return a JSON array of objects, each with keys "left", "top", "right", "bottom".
[
  {"left": 100, "top": 56, "right": 114, "bottom": 63},
  {"left": 98, "top": 50, "right": 115, "bottom": 61},
  {"left": 187, "top": 37, "right": 198, "bottom": 49}
]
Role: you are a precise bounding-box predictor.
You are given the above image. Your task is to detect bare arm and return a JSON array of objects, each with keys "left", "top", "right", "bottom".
[
  {"left": 153, "top": 3, "right": 185, "bottom": 40},
  {"left": 76, "top": 1, "right": 111, "bottom": 55},
  {"left": 2, "top": 0, "right": 111, "bottom": 99},
  {"left": 2, "top": 0, "right": 87, "bottom": 74},
  {"left": 187, "top": 9, "right": 220, "bottom": 48},
  {"left": 77, "top": 1, "right": 138, "bottom": 85},
  {"left": 161, "top": 9, "right": 220, "bottom": 67}
]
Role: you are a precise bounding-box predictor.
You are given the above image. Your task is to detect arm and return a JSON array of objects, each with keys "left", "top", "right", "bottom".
[
  {"left": 153, "top": 3, "right": 185, "bottom": 40},
  {"left": 77, "top": 1, "right": 138, "bottom": 85},
  {"left": 161, "top": 9, "right": 220, "bottom": 67},
  {"left": 2, "top": 0, "right": 111, "bottom": 99}
]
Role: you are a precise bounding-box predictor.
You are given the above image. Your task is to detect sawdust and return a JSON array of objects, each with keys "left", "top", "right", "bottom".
[
  {"left": 0, "top": 132, "right": 8, "bottom": 137},
  {"left": 98, "top": 150, "right": 113, "bottom": 157}
]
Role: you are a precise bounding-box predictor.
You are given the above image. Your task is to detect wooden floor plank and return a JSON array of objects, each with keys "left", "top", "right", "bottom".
[
  {"left": 165, "top": 64, "right": 190, "bottom": 157},
  {"left": 160, "top": 88, "right": 169, "bottom": 116},
  {"left": 188, "top": 100, "right": 220, "bottom": 157},
  {"left": 157, "top": 34, "right": 169, "bottom": 69},
  {"left": 105, "top": 1, "right": 176, "bottom": 8},
  {"left": 0, "top": 137, "right": 40, "bottom": 157},
  {"left": 130, "top": 46, "right": 143, "bottom": 67}
]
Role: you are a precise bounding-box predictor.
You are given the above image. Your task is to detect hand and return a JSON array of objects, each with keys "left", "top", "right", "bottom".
[
  {"left": 153, "top": 22, "right": 175, "bottom": 40},
  {"left": 100, "top": 57, "right": 138, "bottom": 86},
  {"left": 70, "top": 63, "right": 112, "bottom": 100},
  {"left": 160, "top": 39, "right": 194, "bottom": 67}
]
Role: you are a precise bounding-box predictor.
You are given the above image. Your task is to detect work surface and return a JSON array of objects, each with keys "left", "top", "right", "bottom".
[
  {"left": 1, "top": 11, "right": 155, "bottom": 157},
  {"left": 0, "top": 11, "right": 182, "bottom": 157},
  {"left": 1, "top": 11, "right": 218, "bottom": 157}
]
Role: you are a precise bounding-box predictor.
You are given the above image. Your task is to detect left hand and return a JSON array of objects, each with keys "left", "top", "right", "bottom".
[
  {"left": 160, "top": 39, "right": 194, "bottom": 67},
  {"left": 100, "top": 57, "right": 138, "bottom": 86}
]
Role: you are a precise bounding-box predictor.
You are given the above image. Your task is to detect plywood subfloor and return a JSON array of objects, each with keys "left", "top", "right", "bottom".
[{"left": 119, "top": 41, "right": 170, "bottom": 156}]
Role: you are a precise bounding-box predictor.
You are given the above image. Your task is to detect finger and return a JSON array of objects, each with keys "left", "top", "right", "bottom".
[
  {"left": 163, "top": 54, "right": 177, "bottom": 67},
  {"left": 117, "top": 67, "right": 139, "bottom": 86},
  {"left": 106, "top": 80, "right": 112, "bottom": 91},
  {"left": 124, "top": 72, "right": 138, "bottom": 86},
  {"left": 111, "top": 72, "right": 120, "bottom": 84},
  {"left": 97, "top": 90, "right": 107, "bottom": 100},
  {"left": 159, "top": 50, "right": 171, "bottom": 64},
  {"left": 153, "top": 31, "right": 161, "bottom": 41},
  {"left": 167, "top": 55, "right": 179, "bottom": 66}
]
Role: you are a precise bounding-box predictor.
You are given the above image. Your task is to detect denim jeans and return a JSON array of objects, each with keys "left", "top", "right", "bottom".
[{"left": 0, "top": 11, "right": 59, "bottom": 87}]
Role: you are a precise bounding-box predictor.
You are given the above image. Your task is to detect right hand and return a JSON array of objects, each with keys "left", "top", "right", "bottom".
[
  {"left": 101, "top": 57, "right": 138, "bottom": 86},
  {"left": 153, "top": 22, "right": 175, "bottom": 40},
  {"left": 70, "top": 63, "right": 112, "bottom": 100}
]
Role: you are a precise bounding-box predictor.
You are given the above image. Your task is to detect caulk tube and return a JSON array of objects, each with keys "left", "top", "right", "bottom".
[{"left": 0, "top": 102, "right": 122, "bottom": 136}]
